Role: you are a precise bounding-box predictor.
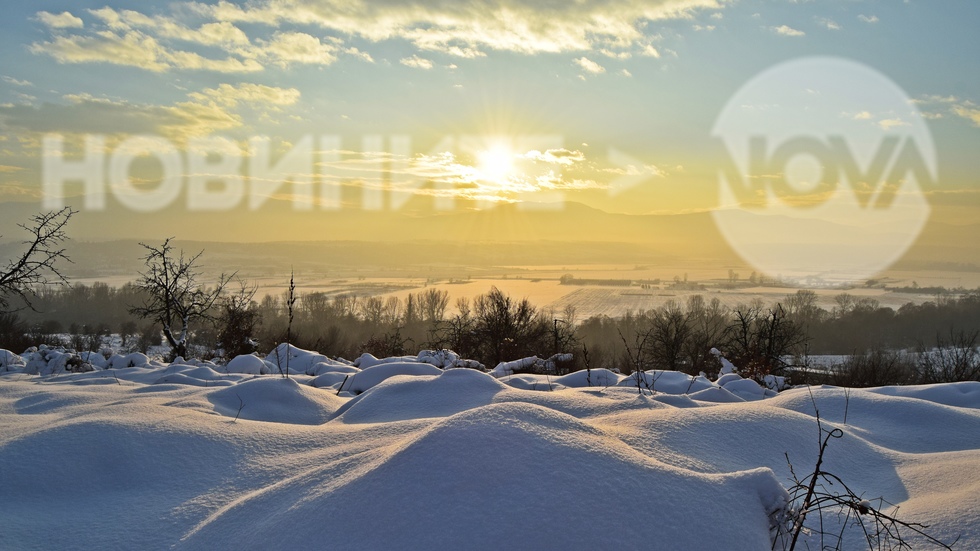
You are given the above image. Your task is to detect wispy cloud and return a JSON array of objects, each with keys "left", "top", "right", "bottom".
[
  {"left": 521, "top": 148, "right": 587, "bottom": 166},
  {"left": 1, "top": 76, "right": 33, "bottom": 87},
  {"left": 28, "top": 1, "right": 723, "bottom": 75},
  {"left": 772, "top": 25, "right": 805, "bottom": 37},
  {"left": 857, "top": 14, "right": 879, "bottom": 24},
  {"left": 916, "top": 95, "right": 980, "bottom": 127},
  {"left": 259, "top": 32, "right": 337, "bottom": 66},
  {"left": 877, "top": 118, "right": 910, "bottom": 130},
  {"left": 952, "top": 104, "right": 980, "bottom": 126},
  {"left": 31, "top": 30, "right": 262, "bottom": 73},
  {"left": 187, "top": 83, "right": 300, "bottom": 109},
  {"left": 36, "top": 11, "right": 84, "bottom": 29},
  {"left": 573, "top": 57, "right": 606, "bottom": 75},
  {"left": 400, "top": 55, "right": 434, "bottom": 70},
  {"left": 0, "top": 83, "right": 301, "bottom": 142},
  {"left": 188, "top": 0, "right": 723, "bottom": 58},
  {"left": 815, "top": 17, "right": 840, "bottom": 30}
]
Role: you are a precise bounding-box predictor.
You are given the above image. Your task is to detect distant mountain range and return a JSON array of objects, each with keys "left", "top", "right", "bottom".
[{"left": 0, "top": 199, "right": 978, "bottom": 279}]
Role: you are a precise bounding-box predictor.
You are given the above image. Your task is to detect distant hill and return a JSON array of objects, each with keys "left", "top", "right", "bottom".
[{"left": 1, "top": 199, "right": 978, "bottom": 280}]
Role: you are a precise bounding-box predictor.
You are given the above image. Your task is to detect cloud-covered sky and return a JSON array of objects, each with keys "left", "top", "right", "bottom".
[{"left": 0, "top": 0, "right": 978, "bottom": 224}]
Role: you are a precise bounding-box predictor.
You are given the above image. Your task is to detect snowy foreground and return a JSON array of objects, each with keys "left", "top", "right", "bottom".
[{"left": 1, "top": 347, "right": 979, "bottom": 550}]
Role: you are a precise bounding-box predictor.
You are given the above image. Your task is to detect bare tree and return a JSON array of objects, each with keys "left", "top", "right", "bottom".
[
  {"left": 472, "top": 287, "right": 550, "bottom": 366},
  {"left": 683, "top": 295, "right": 727, "bottom": 376},
  {"left": 216, "top": 279, "right": 260, "bottom": 359},
  {"left": 360, "top": 296, "right": 386, "bottom": 326},
  {"left": 645, "top": 300, "right": 691, "bottom": 372},
  {"left": 419, "top": 288, "right": 450, "bottom": 325},
  {"left": 914, "top": 329, "right": 980, "bottom": 383},
  {"left": 0, "top": 207, "right": 75, "bottom": 311},
  {"left": 129, "top": 238, "right": 230, "bottom": 359},
  {"left": 724, "top": 303, "right": 806, "bottom": 380}
]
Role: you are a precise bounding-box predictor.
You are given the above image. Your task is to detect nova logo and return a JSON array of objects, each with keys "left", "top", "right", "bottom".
[{"left": 712, "top": 57, "right": 937, "bottom": 285}]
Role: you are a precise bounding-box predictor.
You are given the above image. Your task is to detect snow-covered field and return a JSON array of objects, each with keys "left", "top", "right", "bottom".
[{"left": 1, "top": 346, "right": 978, "bottom": 550}]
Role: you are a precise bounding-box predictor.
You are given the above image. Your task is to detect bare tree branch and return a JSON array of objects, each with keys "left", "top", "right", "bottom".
[
  {"left": 129, "top": 238, "right": 231, "bottom": 359},
  {"left": 0, "top": 207, "right": 76, "bottom": 311}
]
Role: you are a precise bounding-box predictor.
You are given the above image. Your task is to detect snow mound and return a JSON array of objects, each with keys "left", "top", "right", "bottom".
[
  {"left": 353, "top": 352, "right": 418, "bottom": 368},
  {"left": 602, "top": 400, "right": 907, "bottom": 501},
  {"left": 553, "top": 368, "right": 623, "bottom": 388},
  {"left": 866, "top": 381, "right": 980, "bottom": 409},
  {"left": 340, "top": 361, "right": 443, "bottom": 394},
  {"left": 490, "top": 353, "right": 572, "bottom": 377},
  {"left": 616, "top": 370, "right": 716, "bottom": 394},
  {"left": 721, "top": 377, "right": 778, "bottom": 401},
  {"left": 0, "top": 417, "right": 241, "bottom": 550},
  {"left": 309, "top": 372, "right": 352, "bottom": 389},
  {"left": 182, "top": 403, "right": 787, "bottom": 550},
  {"left": 333, "top": 368, "right": 508, "bottom": 423},
  {"left": 688, "top": 386, "right": 746, "bottom": 403},
  {"left": 769, "top": 386, "right": 980, "bottom": 454},
  {"left": 23, "top": 347, "right": 99, "bottom": 375},
  {"left": 417, "top": 349, "right": 485, "bottom": 370},
  {"left": 154, "top": 365, "right": 239, "bottom": 387},
  {"left": 78, "top": 351, "right": 108, "bottom": 369},
  {"left": 226, "top": 354, "right": 271, "bottom": 375},
  {"left": 263, "top": 343, "right": 328, "bottom": 375},
  {"left": 208, "top": 377, "right": 343, "bottom": 424},
  {"left": 716, "top": 372, "right": 742, "bottom": 386},
  {"left": 305, "top": 360, "right": 359, "bottom": 376},
  {"left": 0, "top": 349, "right": 26, "bottom": 372},
  {"left": 498, "top": 373, "right": 565, "bottom": 391},
  {"left": 108, "top": 352, "right": 149, "bottom": 369}
]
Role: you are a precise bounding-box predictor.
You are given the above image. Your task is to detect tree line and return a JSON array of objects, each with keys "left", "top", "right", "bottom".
[{"left": 2, "top": 211, "right": 980, "bottom": 386}]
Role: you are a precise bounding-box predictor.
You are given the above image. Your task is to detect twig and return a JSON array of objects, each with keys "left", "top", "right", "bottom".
[{"left": 233, "top": 393, "right": 245, "bottom": 422}]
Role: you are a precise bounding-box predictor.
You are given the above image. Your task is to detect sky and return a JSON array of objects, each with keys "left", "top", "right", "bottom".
[{"left": 0, "top": 0, "right": 978, "bottom": 248}]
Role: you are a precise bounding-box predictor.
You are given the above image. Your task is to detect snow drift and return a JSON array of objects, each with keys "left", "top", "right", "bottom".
[{"left": 0, "top": 354, "right": 976, "bottom": 550}]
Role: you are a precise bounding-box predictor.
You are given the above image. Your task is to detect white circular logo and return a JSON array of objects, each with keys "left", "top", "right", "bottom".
[{"left": 712, "top": 57, "right": 936, "bottom": 285}]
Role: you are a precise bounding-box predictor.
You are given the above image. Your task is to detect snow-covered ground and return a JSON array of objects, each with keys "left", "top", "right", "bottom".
[{"left": 1, "top": 346, "right": 977, "bottom": 550}]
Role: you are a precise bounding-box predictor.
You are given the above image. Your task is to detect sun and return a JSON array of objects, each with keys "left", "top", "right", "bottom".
[{"left": 476, "top": 145, "right": 516, "bottom": 184}]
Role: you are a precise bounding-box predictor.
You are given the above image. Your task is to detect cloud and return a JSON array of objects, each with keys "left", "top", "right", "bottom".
[
  {"left": 0, "top": 83, "right": 301, "bottom": 142},
  {"left": 640, "top": 44, "right": 661, "bottom": 58},
  {"left": 574, "top": 57, "right": 605, "bottom": 74},
  {"left": 602, "top": 163, "right": 668, "bottom": 178},
  {"left": 0, "top": 96, "right": 169, "bottom": 135},
  {"left": 314, "top": 144, "right": 611, "bottom": 205},
  {"left": 772, "top": 25, "right": 805, "bottom": 37},
  {"left": 30, "top": 0, "right": 725, "bottom": 76},
  {"left": 31, "top": 30, "right": 263, "bottom": 73},
  {"left": 259, "top": 32, "right": 337, "bottom": 66},
  {"left": 400, "top": 55, "right": 434, "bottom": 70},
  {"left": 600, "top": 49, "right": 632, "bottom": 60},
  {"left": 1, "top": 76, "right": 33, "bottom": 87},
  {"left": 815, "top": 17, "right": 841, "bottom": 30},
  {"left": 31, "top": 7, "right": 268, "bottom": 72},
  {"left": 36, "top": 11, "right": 84, "bottom": 29},
  {"left": 877, "top": 118, "right": 910, "bottom": 130},
  {"left": 858, "top": 14, "right": 879, "bottom": 24},
  {"left": 521, "top": 148, "right": 587, "bottom": 166},
  {"left": 187, "top": 83, "right": 301, "bottom": 108},
  {"left": 188, "top": 0, "right": 725, "bottom": 57},
  {"left": 916, "top": 95, "right": 980, "bottom": 127},
  {"left": 951, "top": 104, "right": 980, "bottom": 127},
  {"left": 852, "top": 111, "right": 873, "bottom": 120},
  {"left": 344, "top": 47, "right": 374, "bottom": 63}
]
